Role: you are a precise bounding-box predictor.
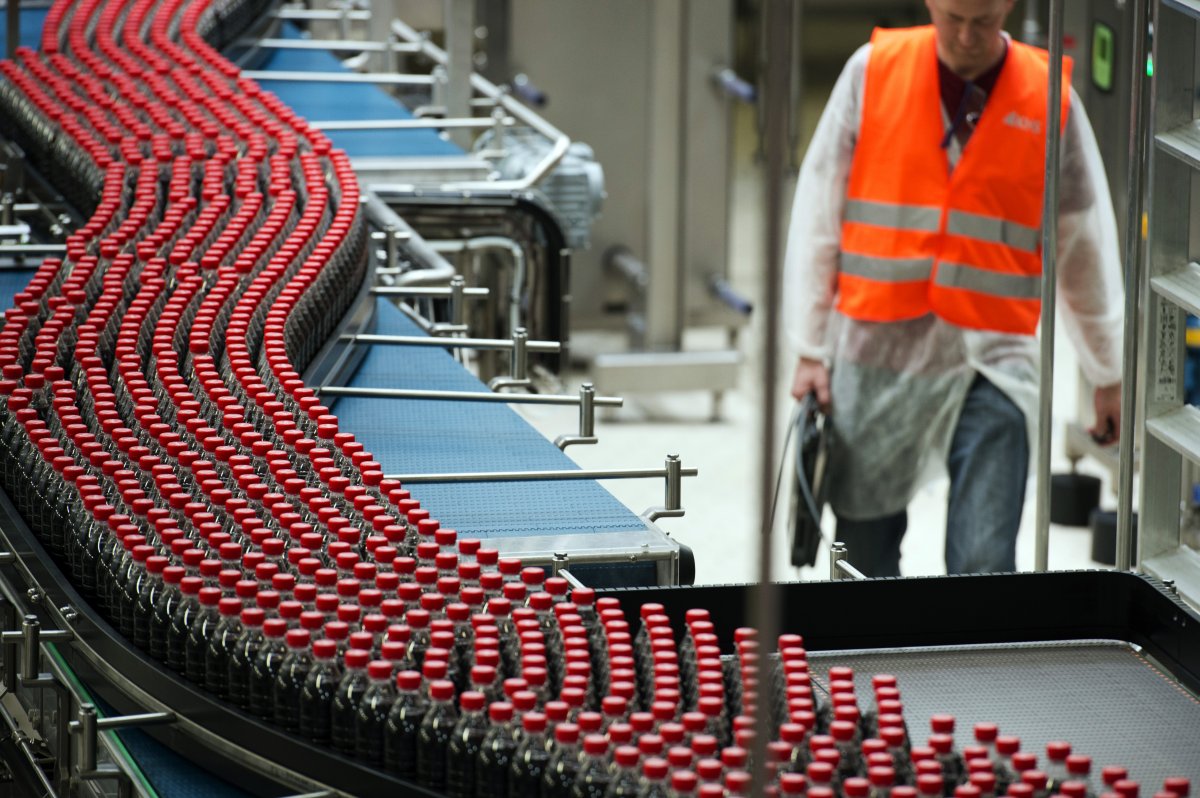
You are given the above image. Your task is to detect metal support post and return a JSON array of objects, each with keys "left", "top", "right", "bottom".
[
  {"left": 555, "top": 383, "right": 599, "bottom": 450},
  {"left": 1034, "top": 0, "right": 1066, "bottom": 573},
  {"left": 829, "top": 542, "right": 867, "bottom": 581},
  {"left": 5, "top": 4, "right": 16, "bottom": 62},
  {"left": 0, "top": 615, "right": 73, "bottom": 686},
  {"left": 643, "top": 454, "right": 685, "bottom": 522},
  {"left": 489, "top": 328, "right": 530, "bottom": 390},
  {"left": 1115, "top": 0, "right": 1151, "bottom": 572},
  {"left": 72, "top": 704, "right": 176, "bottom": 775},
  {"left": 383, "top": 224, "right": 399, "bottom": 271},
  {"left": 443, "top": 0, "right": 475, "bottom": 148},
  {"left": 449, "top": 275, "right": 467, "bottom": 329},
  {"left": 755, "top": 0, "right": 792, "bottom": 789},
  {"left": 19, "top": 615, "right": 37, "bottom": 683},
  {"left": 830, "top": 542, "right": 847, "bottom": 581}
]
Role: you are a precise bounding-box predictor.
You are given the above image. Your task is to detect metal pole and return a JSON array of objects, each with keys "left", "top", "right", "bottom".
[
  {"left": 1116, "top": 0, "right": 1151, "bottom": 572},
  {"left": 443, "top": 0, "right": 475, "bottom": 148},
  {"left": 1034, "top": 0, "right": 1066, "bottom": 573},
  {"left": 78, "top": 704, "right": 98, "bottom": 774},
  {"left": 314, "top": 385, "right": 621, "bottom": 406},
  {"left": 342, "top": 333, "right": 559, "bottom": 353},
  {"left": 384, "top": 465, "right": 699, "bottom": 484},
  {"left": 19, "top": 615, "right": 38, "bottom": 681},
  {"left": 6, "top": 0, "right": 18, "bottom": 61},
  {"left": 755, "top": 0, "right": 791, "bottom": 791}
]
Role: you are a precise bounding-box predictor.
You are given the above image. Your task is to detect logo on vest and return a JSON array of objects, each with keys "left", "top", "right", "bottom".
[{"left": 1003, "top": 111, "right": 1041, "bottom": 134}]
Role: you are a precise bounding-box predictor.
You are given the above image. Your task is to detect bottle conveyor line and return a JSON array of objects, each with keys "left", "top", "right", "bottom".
[{"left": 0, "top": 0, "right": 1196, "bottom": 796}]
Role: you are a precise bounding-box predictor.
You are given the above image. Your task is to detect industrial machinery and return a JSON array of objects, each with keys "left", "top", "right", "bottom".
[{"left": 0, "top": 0, "right": 1194, "bottom": 796}]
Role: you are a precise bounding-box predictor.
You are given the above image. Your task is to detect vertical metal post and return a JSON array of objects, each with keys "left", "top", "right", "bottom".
[
  {"left": 6, "top": 0, "right": 18, "bottom": 61},
  {"left": 578, "top": 383, "right": 595, "bottom": 438},
  {"left": 1034, "top": 0, "right": 1066, "bottom": 573},
  {"left": 830, "top": 542, "right": 847, "bottom": 581},
  {"left": 20, "top": 615, "right": 39, "bottom": 680},
  {"left": 509, "top": 327, "right": 527, "bottom": 382},
  {"left": 645, "top": 0, "right": 686, "bottom": 352},
  {"left": 78, "top": 703, "right": 98, "bottom": 774},
  {"left": 664, "top": 455, "right": 682, "bottom": 513},
  {"left": 755, "top": 0, "right": 791, "bottom": 791},
  {"left": 383, "top": 224, "right": 398, "bottom": 270},
  {"left": 443, "top": 0, "right": 474, "bottom": 148},
  {"left": 448, "top": 275, "right": 466, "bottom": 328},
  {"left": 1116, "top": 0, "right": 1151, "bottom": 572}
]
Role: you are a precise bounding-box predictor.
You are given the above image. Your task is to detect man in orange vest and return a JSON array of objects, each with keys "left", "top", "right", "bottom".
[{"left": 784, "top": 0, "right": 1124, "bottom": 576}]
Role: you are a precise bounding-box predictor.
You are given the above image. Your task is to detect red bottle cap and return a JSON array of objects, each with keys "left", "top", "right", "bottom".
[
  {"left": 583, "top": 734, "right": 609, "bottom": 756},
  {"left": 845, "top": 778, "right": 872, "bottom": 798},
  {"left": 918, "top": 775, "right": 945, "bottom": 797},
  {"left": 1046, "top": 741, "right": 1071, "bottom": 762},
  {"left": 1164, "top": 779, "right": 1191, "bottom": 798}
]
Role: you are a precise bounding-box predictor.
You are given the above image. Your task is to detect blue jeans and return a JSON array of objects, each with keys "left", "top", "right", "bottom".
[{"left": 834, "top": 374, "right": 1028, "bottom": 576}]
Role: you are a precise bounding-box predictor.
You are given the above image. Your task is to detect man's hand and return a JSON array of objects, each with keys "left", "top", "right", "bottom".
[
  {"left": 791, "top": 356, "right": 831, "bottom": 410},
  {"left": 1091, "top": 383, "right": 1121, "bottom": 445}
]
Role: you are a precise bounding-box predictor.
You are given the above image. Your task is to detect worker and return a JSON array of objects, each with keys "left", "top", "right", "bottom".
[{"left": 784, "top": 0, "right": 1124, "bottom": 576}]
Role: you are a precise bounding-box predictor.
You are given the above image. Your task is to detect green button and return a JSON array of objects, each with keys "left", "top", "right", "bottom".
[{"left": 1092, "top": 22, "right": 1115, "bottom": 93}]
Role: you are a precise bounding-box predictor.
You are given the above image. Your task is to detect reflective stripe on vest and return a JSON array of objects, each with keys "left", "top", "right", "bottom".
[
  {"left": 841, "top": 253, "right": 933, "bottom": 283},
  {"left": 844, "top": 199, "right": 941, "bottom": 233},
  {"left": 946, "top": 210, "right": 1040, "bottom": 254},
  {"left": 833, "top": 26, "right": 1071, "bottom": 334},
  {"left": 934, "top": 261, "right": 1042, "bottom": 299}
]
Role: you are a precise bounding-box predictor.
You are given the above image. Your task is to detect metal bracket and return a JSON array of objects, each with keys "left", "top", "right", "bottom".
[
  {"left": 340, "top": 330, "right": 559, "bottom": 355},
  {"left": 642, "top": 455, "right": 686, "bottom": 522},
  {"left": 554, "top": 383, "right": 600, "bottom": 450},
  {"left": 1, "top": 615, "right": 74, "bottom": 686},
  {"left": 270, "top": 7, "right": 372, "bottom": 22},
  {"left": 385, "top": 455, "right": 696, "bottom": 523},
  {"left": 371, "top": 277, "right": 488, "bottom": 337},
  {"left": 369, "top": 225, "right": 412, "bottom": 272},
  {"left": 242, "top": 70, "right": 434, "bottom": 86},
  {"left": 550, "top": 557, "right": 587, "bottom": 590},
  {"left": 829, "top": 542, "right": 867, "bottom": 581},
  {"left": 488, "top": 328, "right": 533, "bottom": 391},
  {"left": 311, "top": 117, "right": 513, "bottom": 132},
  {"left": 315, "top": 384, "right": 622, "bottom": 408},
  {"left": 71, "top": 704, "right": 176, "bottom": 775},
  {"left": 235, "top": 36, "right": 421, "bottom": 55}
]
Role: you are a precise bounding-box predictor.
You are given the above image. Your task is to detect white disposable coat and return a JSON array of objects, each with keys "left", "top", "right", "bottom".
[{"left": 782, "top": 43, "right": 1124, "bottom": 519}]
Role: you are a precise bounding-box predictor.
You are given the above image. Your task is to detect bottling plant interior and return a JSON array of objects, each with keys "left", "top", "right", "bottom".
[{"left": 0, "top": 0, "right": 1196, "bottom": 796}]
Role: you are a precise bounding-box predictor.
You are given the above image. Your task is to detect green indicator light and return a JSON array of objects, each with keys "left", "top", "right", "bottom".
[
  {"left": 1092, "top": 23, "right": 1115, "bottom": 92},
  {"left": 1147, "top": 53, "right": 1154, "bottom": 77}
]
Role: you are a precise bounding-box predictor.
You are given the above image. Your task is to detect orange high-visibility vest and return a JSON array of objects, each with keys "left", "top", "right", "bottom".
[{"left": 836, "top": 26, "right": 1072, "bottom": 335}]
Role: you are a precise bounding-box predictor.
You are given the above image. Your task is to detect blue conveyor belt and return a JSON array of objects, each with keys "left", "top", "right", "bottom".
[
  {"left": 0, "top": 268, "right": 35, "bottom": 309},
  {"left": 0, "top": 8, "right": 50, "bottom": 51},
  {"left": 256, "top": 23, "right": 464, "bottom": 158},
  {"left": 2, "top": 266, "right": 657, "bottom": 584},
  {"left": 333, "top": 300, "right": 651, "bottom": 543},
  {"left": 89, "top": 693, "right": 257, "bottom": 798}
]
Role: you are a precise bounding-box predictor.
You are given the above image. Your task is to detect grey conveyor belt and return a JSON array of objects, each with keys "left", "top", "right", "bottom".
[{"left": 809, "top": 641, "right": 1200, "bottom": 785}]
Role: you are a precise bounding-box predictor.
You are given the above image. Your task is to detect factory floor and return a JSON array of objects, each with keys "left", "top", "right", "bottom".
[{"left": 517, "top": 99, "right": 1125, "bottom": 587}]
